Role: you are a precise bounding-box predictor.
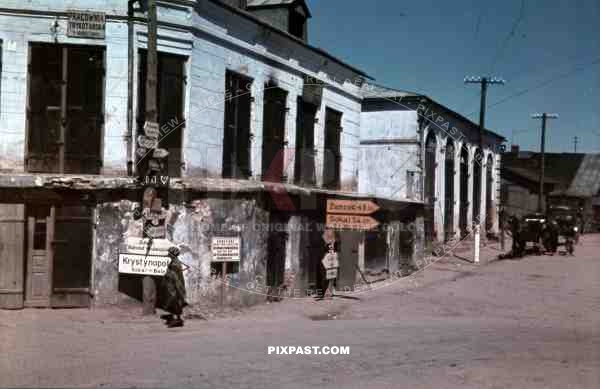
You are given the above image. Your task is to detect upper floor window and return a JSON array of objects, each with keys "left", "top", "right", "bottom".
[
  {"left": 323, "top": 107, "right": 342, "bottom": 190},
  {"left": 223, "top": 70, "right": 253, "bottom": 179},
  {"left": 26, "top": 43, "right": 104, "bottom": 174},
  {"left": 137, "top": 50, "right": 187, "bottom": 178}
]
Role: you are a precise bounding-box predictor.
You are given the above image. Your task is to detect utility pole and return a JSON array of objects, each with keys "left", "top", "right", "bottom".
[
  {"left": 531, "top": 113, "right": 559, "bottom": 214},
  {"left": 573, "top": 136, "right": 578, "bottom": 153},
  {"left": 141, "top": 0, "right": 159, "bottom": 316},
  {"left": 464, "top": 76, "right": 505, "bottom": 262}
]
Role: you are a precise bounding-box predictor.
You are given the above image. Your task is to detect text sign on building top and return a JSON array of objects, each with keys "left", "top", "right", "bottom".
[
  {"left": 67, "top": 10, "right": 106, "bottom": 39},
  {"left": 327, "top": 199, "right": 380, "bottom": 215}
]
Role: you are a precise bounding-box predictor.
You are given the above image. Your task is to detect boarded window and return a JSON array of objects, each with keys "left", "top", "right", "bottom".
[
  {"left": 137, "top": 50, "right": 186, "bottom": 178},
  {"left": 27, "top": 44, "right": 104, "bottom": 173},
  {"left": 323, "top": 108, "right": 342, "bottom": 190},
  {"left": 294, "top": 98, "right": 317, "bottom": 185},
  {"left": 223, "top": 71, "right": 252, "bottom": 179},
  {"left": 261, "top": 85, "right": 287, "bottom": 182}
]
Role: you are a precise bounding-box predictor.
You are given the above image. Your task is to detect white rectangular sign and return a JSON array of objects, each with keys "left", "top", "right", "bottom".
[
  {"left": 118, "top": 254, "right": 171, "bottom": 276},
  {"left": 125, "top": 237, "right": 171, "bottom": 257},
  {"left": 211, "top": 237, "right": 241, "bottom": 262}
]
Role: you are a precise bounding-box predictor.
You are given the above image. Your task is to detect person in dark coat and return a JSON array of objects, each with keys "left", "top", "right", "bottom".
[{"left": 160, "top": 247, "right": 188, "bottom": 328}]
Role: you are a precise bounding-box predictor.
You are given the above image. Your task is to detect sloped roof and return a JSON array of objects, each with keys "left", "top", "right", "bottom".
[
  {"left": 246, "top": 0, "right": 311, "bottom": 17},
  {"left": 503, "top": 152, "right": 584, "bottom": 187},
  {"left": 248, "top": 0, "right": 295, "bottom": 5},
  {"left": 361, "top": 83, "right": 506, "bottom": 142},
  {"left": 563, "top": 154, "right": 600, "bottom": 197}
]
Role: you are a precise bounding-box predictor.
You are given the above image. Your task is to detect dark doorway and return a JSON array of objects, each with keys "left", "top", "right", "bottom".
[
  {"left": 266, "top": 213, "right": 289, "bottom": 290},
  {"left": 486, "top": 154, "right": 495, "bottom": 232},
  {"left": 27, "top": 43, "right": 104, "bottom": 174},
  {"left": 294, "top": 98, "right": 317, "bottom": 186},
  {"left": 261, "top": 86, "right": 288, "bottom": 181},
  {"left": 424, "top": 132, "right": 437, "bottom": 243},
  {"left": 23, "top": 204, "right": 93, "bottom": 308},
  {"left": 459, "top": 146, "right": 469, "bottom": 237},
  {"left": 323, "top": 108, "right": 342, "bottom": 190},
  {"left": 222, "top": 71, "right": 252, "bottom": 178},
  {"left": 444, "top": 139, "right": 455, "bottom": 241},
  {"left": 472, "top": 148, "right": 483, "bottom": 225},
  {"left": 138, "top": 50, "right": 187, "bottom": 177}
]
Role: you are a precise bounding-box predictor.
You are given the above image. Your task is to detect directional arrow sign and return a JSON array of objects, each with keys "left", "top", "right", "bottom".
[
  {"left": 144, "top": 121, "right": 160, "bottom": 139},
  {"left": 137, "top": 135, "right": 158, "bottom": 149},
  {"left": 327, "top": 199, "right": 380, "bottom": 215},
  {"left": 326, "top": 214, "right": 380, "bottom": 231},
  {"left": 153, "top": 148, "right": 169, "bottom": 159}
]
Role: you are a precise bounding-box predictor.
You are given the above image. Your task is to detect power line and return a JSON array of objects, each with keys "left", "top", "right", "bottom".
[
  {"left": 489, "top": 0, "right": 526, "bottom": 73},
  {"left": 467, "top": 56, "right": 600, "bottom": 116}
]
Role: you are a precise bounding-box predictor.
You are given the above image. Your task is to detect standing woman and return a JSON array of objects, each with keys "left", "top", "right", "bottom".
[{"left": 160, "top": 246, "right": 188, "bottom": 327}]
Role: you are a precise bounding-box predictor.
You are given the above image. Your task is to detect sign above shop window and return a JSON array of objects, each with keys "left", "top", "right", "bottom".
[{"left": 67, "top": 10, "right": 106, "bottom": 39}]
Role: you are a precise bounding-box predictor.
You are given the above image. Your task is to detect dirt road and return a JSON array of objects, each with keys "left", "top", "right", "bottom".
[{"left": 2, "top": 235, "right": 599, "bottom": 388}]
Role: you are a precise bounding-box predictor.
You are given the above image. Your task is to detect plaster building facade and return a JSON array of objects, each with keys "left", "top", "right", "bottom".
[
  {"left": 0, "top": 0, "right": 426, "bottom": 310},
  {"left": 359, "top": 85, "right": 505, "bottom": 248}
]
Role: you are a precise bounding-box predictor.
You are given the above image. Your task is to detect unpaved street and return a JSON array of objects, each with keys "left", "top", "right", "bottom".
[{"left": 2, "top": 235, "right": 599, "bottom": 389}]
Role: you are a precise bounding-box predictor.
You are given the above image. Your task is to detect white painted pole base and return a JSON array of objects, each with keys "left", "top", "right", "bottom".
[{"left": 474, "top": 224, "right": 480, "bottom": 264}]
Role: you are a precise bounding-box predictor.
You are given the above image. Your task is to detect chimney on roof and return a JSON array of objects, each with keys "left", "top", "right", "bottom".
[
  {"left": 510, "top": 144, "right": 520, "bottom": 154},
  {"left": 245, "top": 0, "right": 311, "bottom": 42}
]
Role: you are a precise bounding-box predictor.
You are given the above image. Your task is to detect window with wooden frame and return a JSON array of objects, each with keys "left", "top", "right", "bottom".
[
  {"left": 323, "top": 107, "right": 342, "bottom": 190},
  {"left": 294, "top": 97, "right": 317, "bottom": 186},
  {"left": 137, "top": 50, "right": 187, "bottom": 178},
  {"left": 26, "top": 43, "right": 105, "bottom": 174},
  {"left": 261, "top": 84, "right": 287, "bottom": 182},
  {"left": 223, "top": 70, "right": 253, "bottom": 179}
]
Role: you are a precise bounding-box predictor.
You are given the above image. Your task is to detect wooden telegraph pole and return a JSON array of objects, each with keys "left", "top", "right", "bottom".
[
  {"left": 464, "top": 76, "right": 505, "bottom": 263},
  {"left": 531, "top": 113, "right": 558, "bottom": 214},
  {"left": 141, "top": 0, "right": 160, "bottom": 316}
]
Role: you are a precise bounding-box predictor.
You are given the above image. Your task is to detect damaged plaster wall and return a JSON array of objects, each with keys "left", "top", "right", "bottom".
[{"left": 93, "top": 195, "right": 270, "bottom": 308}]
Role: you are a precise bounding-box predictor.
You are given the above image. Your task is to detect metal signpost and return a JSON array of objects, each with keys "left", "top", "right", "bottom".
[{"left": 211, "top": 237, "right": 241, "bottom": 307}]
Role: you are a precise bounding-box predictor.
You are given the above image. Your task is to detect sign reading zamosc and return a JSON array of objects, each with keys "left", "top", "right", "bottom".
[{"left": 67, "top": 10, "right": 106, "bottom": 39}]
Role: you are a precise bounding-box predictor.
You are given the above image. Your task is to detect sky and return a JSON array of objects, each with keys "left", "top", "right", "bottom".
[{"left": 306, "top": 0, "right": 600, "bottom": 153}]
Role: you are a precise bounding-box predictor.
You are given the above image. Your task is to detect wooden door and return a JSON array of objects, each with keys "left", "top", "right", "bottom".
[
  {"left": 51, "top": 206, "right": 93, "bottom": 308},
  {"left": 25, "top": 206, "right": 54, "bottom": 307},
  {"left": 0, "top": 204, "right": 26, "bottom": 309}
]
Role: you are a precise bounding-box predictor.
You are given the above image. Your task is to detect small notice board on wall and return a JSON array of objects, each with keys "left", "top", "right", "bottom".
[
  {"left": 67, "top": 10, "right": 106, "bottom": 39},
  {"left": 211, "top": 237, "right": 241, "bottom": 262}
]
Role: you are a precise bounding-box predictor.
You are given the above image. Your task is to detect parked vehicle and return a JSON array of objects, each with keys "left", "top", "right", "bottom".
[{"left": 547, "top": 205, "right": 579, "bottom": 255}]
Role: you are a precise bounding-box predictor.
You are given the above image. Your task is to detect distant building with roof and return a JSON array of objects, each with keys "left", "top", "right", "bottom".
[{"left": 501, "top": 145, "right": 600, "bottom": 231}]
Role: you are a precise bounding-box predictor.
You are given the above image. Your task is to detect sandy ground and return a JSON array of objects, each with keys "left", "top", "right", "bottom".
[{"left": 1, "top": 235, "right": 599, "bottom": 389}]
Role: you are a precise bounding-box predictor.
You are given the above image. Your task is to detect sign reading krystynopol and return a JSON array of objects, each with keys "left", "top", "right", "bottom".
[{"left": 67, "top": 10, "right": 106, "bottom": 39}]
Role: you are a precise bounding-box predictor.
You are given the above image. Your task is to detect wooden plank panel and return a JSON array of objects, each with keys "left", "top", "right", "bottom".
[{"left": 0, "top": 204, "right": 25, "bottom": 309}]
